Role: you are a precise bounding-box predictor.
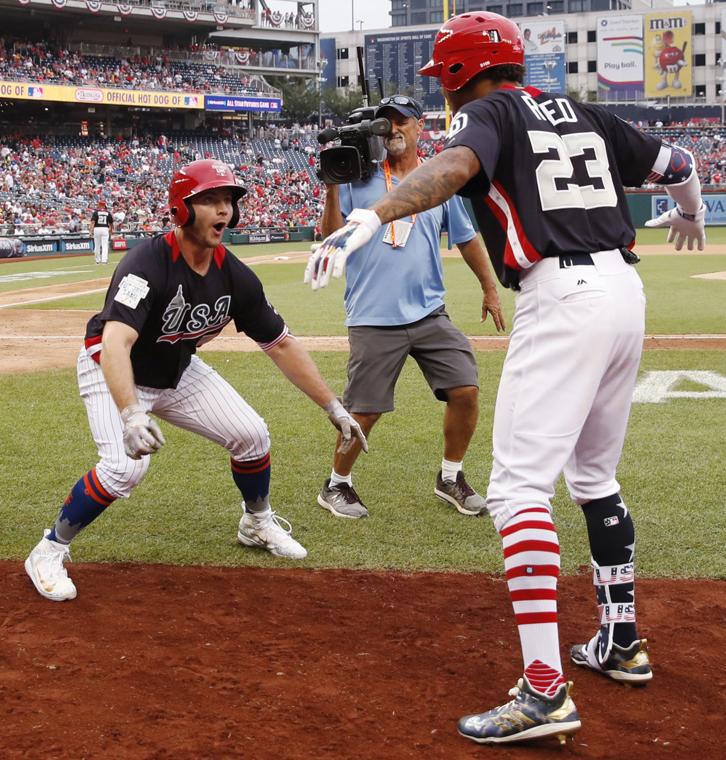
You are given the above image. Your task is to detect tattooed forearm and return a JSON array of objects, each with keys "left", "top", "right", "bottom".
[{"left": 371, "top": 146, "right": 480, "bottom": 224}]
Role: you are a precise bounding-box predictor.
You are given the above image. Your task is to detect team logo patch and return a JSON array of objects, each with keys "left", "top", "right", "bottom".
[
  {"left": 446, "top": 113, "right": 468, "bottom": 140},
  {"left": 114, "top": 274, "right": 150, "bottom": 309},
  {"left": 603, "top": 515, "right": 620, "bottom": 527}
]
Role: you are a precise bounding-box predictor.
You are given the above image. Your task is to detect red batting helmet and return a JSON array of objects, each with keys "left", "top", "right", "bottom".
[
  {"left": 168, "top": 159, "right": 246, "bottom": 228},
  {"left": 418, "top": 12, "right": 525, "bottom": 92}
]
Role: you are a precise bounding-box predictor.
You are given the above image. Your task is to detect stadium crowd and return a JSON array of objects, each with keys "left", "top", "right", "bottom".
[
  {"left": 0, "top": 39, "right": 267, "bottom": 95},
  {"left": 1, "top": 126, "right": 724, "bottom": 237},
  {"left": 0, "top": 132, "right": 323, "bottom": 236}
]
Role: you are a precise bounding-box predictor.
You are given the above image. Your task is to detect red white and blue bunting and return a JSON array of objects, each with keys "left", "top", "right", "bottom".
[
  {"left": 150, "top": 6, "right": 167, "bottom": 20},
  {"left": 300, "top": 11, "right": 315, "bottom": 30},
  {"left": 213, "top": 9, "right": 228, "bottom": 25},
  {"left": 183, "top": 9, "right": 198, "bottom": 22},
  {"left": 50, "top": 0, "right": 67, "bottom": 8},
  {"left": 235, "top": 51, "right": 250, "bottom": 65},
  {"left": 270, "top": 10, "right": 283, "bottom": 27},
  {"left": 86, "top": 0, "right": 102, "bottom": 13},
  {"left": 117, "top": 3, "right": 133, "bottom": 15},
  {"left": 17, "top": 0, "right": 32, "bottom": 6}
]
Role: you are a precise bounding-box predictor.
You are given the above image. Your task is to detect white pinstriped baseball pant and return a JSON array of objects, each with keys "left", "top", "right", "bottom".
[
  {"left": 486, "top": 249, "right": 646, "bottom": 531},
  {"left": 77, "top": 349, "right": 270, "bottom": 499}
]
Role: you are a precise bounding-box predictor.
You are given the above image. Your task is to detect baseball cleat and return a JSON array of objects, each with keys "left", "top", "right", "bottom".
[
  {"left": 25, "top": 530, "right": 77, "bottom": 601},
  {"left": 434, "top": 470, "right": 486, "bottom": 516},
  {"left": 571, "top": 637, "right": 653, "bottom": 684},
  {"left": 237, "top": 507, "right": 307, "bottom": 560},
  {"left": 317, "top": 479, "right": 369, "bottom": 519},
  {"left": 458, "top": 676, "right": 581, "bottom": 745}
]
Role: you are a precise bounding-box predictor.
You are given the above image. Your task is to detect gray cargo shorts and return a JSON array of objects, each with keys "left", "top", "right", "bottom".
[{"left": 343, "top": 306, "right": 479, "bottom": 414}]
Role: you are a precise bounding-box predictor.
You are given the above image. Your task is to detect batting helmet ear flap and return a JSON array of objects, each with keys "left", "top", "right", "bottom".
[{"left": 170, "top": 201, "right": 191, "bottom": 227}]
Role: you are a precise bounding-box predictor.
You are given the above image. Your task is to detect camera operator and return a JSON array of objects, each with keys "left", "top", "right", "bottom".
[{"left": 314, "top": 94, "right": 505, "bottom": 519}]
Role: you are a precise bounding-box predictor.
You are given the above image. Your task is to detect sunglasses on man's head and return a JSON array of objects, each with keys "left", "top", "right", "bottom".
[{"left": 379, "top": 96, "right": 422, "bottom": 114}]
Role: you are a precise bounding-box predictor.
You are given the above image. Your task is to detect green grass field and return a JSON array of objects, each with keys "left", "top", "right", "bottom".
[
  {"left": 2, "top": 234, "right": 725, "bottom": 335},
  {"left": 1, "top": 350, "right": 724, "bottom": 579},
  {"left": 1, "top": 232, "right": 724, "bottom": 580}
]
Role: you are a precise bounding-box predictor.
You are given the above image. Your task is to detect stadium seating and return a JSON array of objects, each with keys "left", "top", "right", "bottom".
[{"left": 1, "top": 128, "right": 724, "bottom": 236}]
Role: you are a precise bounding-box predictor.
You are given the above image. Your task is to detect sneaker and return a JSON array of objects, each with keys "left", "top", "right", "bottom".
[
  {"left": 237, "top": 507, "right": 307, "bottom": 560},
  {"left": 317, "top": 479, "right": 369, "bottom": 519},
  {"left": 24, "top": 529, "right": 77, "bottom": 601},
  {"left": 571, "top": 636, "right": 653, "bottom": 684},
  {"left": 458, "top": 675, "right": 581, "bottom": 745},
  {"left": 434, "top": 470, "right": 486, "bottom": 516}
]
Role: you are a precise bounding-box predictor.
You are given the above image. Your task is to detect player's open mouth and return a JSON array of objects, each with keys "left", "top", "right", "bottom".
[{"left": 212, "top": 222, "right": 226, "bottom": 233}]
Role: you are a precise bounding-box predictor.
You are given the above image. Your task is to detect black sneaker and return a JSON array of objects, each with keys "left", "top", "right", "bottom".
[
  {"left": 434, "top": 470, "right": 486, "bottom": 516},
  {"left": 571, "top": 636, "right": 652, "bottom": 684},
  {"left": 317, "top": 479, "right": 369, "bottom": 518},
  {"left": 458, "top": 675, "right": 581, "bottom": 745}
]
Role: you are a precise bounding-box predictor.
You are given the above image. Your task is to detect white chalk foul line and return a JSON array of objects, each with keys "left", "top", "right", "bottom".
[{"left": 0, "top": 287, "right": 108, "bottom": 308}]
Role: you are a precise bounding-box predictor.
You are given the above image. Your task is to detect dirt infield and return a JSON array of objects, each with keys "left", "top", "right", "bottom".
[
  {"left": 1, "top": 306, "right": 725, "bottom": 375},
  {"left": 1, "top": 563, "right": 722, "bottom": 759}
]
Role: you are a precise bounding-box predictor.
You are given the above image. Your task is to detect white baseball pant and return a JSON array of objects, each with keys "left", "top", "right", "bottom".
[
  {"left": 93, "top": 228, "right": 110, "bottom": 263},
  {"left": 487, "top": 249, "right": 646, "bottom": 531},
  {"left": 77, "top": 350, "right": 270, "bottom": 498}
]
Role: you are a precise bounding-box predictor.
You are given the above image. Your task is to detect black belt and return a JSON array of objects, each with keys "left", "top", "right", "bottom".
[{"left": 559, "top": 253, "right": 594, "bottom": 268}]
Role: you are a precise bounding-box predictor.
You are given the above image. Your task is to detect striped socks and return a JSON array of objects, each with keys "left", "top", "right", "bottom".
[
  {"left": 49, "top": 468, "right": 115, "bottom": 544},
  {"left": 500, "top": 507, "right": 565, "bottom": 697},
  {"left": 231, "top": 453, "right": 271, "bottom": 513}
]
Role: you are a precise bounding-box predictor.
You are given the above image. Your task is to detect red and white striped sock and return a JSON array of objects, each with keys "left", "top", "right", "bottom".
[{"left": 500, "top": 507, "right": 565, "bottom": 697}]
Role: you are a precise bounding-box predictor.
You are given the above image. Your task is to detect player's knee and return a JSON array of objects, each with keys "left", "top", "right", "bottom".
[
  {"left": 228, "top": 416, "right": 270, "bottom": 461},
  {"left": 96, "top": 455, "right": 150, "bottom": 499}
]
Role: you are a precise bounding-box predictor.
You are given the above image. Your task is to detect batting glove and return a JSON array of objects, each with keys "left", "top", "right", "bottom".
[
  {"left": 644, "top": 203, "right": 706, "bottom": 251},
  {"left": 304, "top": 209, "right": 382, "bottom": 290},
  {"left": 325, "top": 398, "right": 368, "bottom": 455},
  {"left": 120, "top": 404, "right": 166, "bottom": 460}
]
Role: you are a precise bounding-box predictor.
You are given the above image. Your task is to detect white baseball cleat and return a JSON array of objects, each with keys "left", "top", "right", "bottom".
[
  {"left": 25, "top": 530, "right": 77, "bottom": 601},
  {"left": 237, "top": 507, "right": 308, "bottom": 560}
]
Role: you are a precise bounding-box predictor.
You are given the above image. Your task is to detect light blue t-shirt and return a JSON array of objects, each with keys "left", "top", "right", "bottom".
[{"left": 339, "top": 166, "right": 476, "bottom": 326}]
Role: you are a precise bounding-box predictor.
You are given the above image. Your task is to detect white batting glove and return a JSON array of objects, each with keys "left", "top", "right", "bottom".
[
  {"left": 644, "top": 203, "right": 706, "bottom": 251},
  {"left": 120, "top": 404, "right": 166, "bottom": 460},
  {"left": 304, "top": 209, "right": 382, "bottom": 290},
  {"left": 324, "top": 398, "right": 368, "bottom": 454}
]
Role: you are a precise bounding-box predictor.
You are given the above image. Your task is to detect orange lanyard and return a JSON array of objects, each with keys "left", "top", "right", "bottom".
[{"left": 383, "top": 160, "right": 417, "bottom": 248}]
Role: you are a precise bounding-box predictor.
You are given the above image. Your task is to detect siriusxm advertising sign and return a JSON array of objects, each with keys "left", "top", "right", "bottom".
[
  {"left": 205, "top": 96, "right": 282, "bottom": 113},
  {"left": 652, "top": 195, "right": 726, "bottom": 226}
]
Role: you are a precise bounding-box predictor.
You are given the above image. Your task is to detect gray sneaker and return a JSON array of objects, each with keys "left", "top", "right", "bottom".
[
  {"left": 434, "top": 470, "right": 486, "bottom": 516},
  {"left": 317, "top": 479, "right": 369, "bottom": 519}
]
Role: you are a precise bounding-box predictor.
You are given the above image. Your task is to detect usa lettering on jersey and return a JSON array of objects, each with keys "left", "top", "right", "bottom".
[{"left": 159, "top": 284, "right": 231, "bottom": 344}]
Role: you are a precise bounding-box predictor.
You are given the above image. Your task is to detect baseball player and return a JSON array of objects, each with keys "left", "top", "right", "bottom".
[
  {"left": 308, "top": 12, "right": 705, "bottom": 745},
  {"left": 310, "top": 94, "right": 504, "bottom": 520},
  {"left": 91, "top": 200, "right": 113, "bottom": 265},
  {"left": 25, "top": 159, "right": 367, "bottom": 602}
]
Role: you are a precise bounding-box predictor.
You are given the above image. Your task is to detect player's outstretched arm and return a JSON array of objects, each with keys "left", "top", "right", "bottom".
[
  {"left": 264, "top": 334, "right": 368, "bottom": 453},
  {"left": 307, "top": 147, "right": 480, "bottom": 290},
  {"left": 644, "top": 144, "right": 706, "bottom": 251}
]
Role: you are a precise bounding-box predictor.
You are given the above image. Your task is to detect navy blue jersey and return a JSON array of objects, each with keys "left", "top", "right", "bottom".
[
  {"left": 91, "top": 210, "right": 112, "bottom": 227},
  {"left": 444, "top": 86, "right": 662, "bottom": 288},
  {"left": 85, "top": 231, "right": 287, "bottom": 388}
]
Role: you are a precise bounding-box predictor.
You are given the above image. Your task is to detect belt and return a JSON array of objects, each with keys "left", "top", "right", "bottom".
[{"left": 559, "top": 253, "right": 594, "bottom": 268}]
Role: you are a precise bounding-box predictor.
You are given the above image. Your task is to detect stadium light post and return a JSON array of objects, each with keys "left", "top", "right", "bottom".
[{"left": 317, "top": 57, "right": 328, "bottom": 128}]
